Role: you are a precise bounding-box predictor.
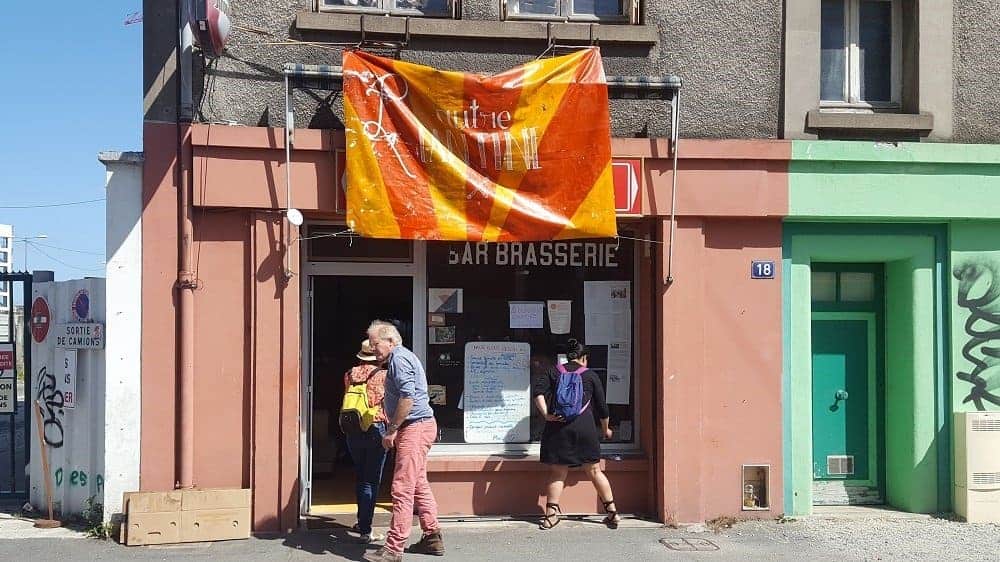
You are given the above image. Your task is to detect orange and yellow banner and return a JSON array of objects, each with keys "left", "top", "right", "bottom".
[{"left": 343, "top": 48, "right": 617, "bottom": 241}]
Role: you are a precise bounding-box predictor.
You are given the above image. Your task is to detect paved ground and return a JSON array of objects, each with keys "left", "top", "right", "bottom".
[{"left": 1, "top": 507, "right": 998, "bottom": 560}]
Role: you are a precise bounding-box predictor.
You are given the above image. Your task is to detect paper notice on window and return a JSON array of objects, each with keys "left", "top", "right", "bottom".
[
  {"left": 463, "top": 342, "right": 531, "bottom": 443},
  {"left": 584, "top": 281, "right": 631, "bottom": 345},
  {"left": 606, "top": 341, "right": 631, "bottom": 405},
  {"left": 428, "top": 288, "right": 463, "bottom": 313},
  {"left": 546, "top": 300, "right": 572, "bottom": 334},
  {"left": 509, "top": 301, "right": 544, "bottom": 329}
]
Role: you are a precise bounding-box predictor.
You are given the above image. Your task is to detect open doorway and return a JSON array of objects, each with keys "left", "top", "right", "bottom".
[{"left": 309, "top": 275, "right": 412, "bottom": 514}]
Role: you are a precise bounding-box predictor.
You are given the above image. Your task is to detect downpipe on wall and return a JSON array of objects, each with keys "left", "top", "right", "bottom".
[{"left": 176, "top": 0, "right": 197, "bottom": 490}]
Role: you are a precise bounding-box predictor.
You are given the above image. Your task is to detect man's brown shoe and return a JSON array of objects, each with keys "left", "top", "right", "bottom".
[
  {"left": 407, "top": 531, "right": 445, "bottom": 556},
  {"left": 362, "top": 546, "right": 403, "bottom": 562}
]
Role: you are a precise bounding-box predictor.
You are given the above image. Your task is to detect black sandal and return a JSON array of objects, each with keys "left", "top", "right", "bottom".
[
  {"left": 602, "top": 500, "right": 620, "bottom": 529},
  {"left": 539, "top": 503, "right": 561, "bottom": 530}
]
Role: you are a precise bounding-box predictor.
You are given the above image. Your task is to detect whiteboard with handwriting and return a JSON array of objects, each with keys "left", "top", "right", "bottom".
[{"left": 463, "top": 342, "right": 531, "bottom": 443}]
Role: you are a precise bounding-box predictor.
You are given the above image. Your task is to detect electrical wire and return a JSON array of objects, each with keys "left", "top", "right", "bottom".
[
  {"left": 24, "top": 242, "right": 104, "bottom": 274},
  {"left": 28, "top": 242, "right": 104, "bottom": 256},
  {"left": 0, "top": 198, "right": 105, "bottom": 209}
]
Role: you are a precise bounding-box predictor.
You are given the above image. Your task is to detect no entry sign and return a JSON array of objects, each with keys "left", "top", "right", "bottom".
[{"left": 31, "top": 297, "right": 50, "bottom": 343}]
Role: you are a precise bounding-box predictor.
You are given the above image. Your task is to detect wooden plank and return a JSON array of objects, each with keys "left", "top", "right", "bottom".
[
  {"left": 180, "top": 508, "right": 251, "bottom": 542},
  {"left": 125, "top": 490, "right": 183, "bottom": 514},
  {"left": 126, "top": 512, "right": 182, "bottom": 546},
  {"left": 181, "top": 488, "right": 251, "bottom": 511}
]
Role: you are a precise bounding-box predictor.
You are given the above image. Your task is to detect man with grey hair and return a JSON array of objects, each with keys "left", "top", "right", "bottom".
[{"left": 363, "top": 320, "right": 443, "bottom": 562}]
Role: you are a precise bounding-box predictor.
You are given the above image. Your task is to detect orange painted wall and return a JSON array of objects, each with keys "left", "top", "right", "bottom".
[
  {"left": 141, "top": 123, "right": 301, "bottom": 533},
  {"left": 141, "top": 123, "right": 788, "bottom": 531},
  {"left": 658, "top": 218, "right": 784, "bottom": 522}
]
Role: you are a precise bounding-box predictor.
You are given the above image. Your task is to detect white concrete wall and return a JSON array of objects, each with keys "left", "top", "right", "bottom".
[
  {"left": 101, "top": 152, "right": 143, "bottom": 523},
  {"left": 29, "top": 278, "right": 106, "bottom": 517}
]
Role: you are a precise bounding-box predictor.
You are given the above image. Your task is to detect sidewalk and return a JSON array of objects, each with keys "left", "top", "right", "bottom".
[{"left": 2, "top": 510, "right": 998, "bottom": 561}]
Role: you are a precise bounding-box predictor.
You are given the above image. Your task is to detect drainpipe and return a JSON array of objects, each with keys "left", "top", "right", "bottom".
[
  {"left": 665, "top": 88, "right": 681, "bottom": 284},
  {"left": 176, "top": 0, "right": 196, "bottom": 490}
]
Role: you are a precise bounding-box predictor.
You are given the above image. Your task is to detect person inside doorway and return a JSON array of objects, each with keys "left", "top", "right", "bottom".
[
  {"left": 341, "top": 338, "right": 389, "bottom": 543},
  {"left": 533, "top": 337, "right": 620, "bottom": 530},
  {"left": 363, "top": 320, "right": 444, "bottom": 562}
]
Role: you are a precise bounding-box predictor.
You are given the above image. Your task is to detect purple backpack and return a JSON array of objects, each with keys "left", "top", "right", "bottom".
[{"left": 554, "top": 363, "right": 589, "bottom": 421}]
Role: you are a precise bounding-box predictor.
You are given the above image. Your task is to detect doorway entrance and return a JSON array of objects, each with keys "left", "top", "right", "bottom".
[
  {"left": 308, "top": 275, "right": 412, "bottom": 514},
  {"left": 810, "top": 264, "right": 885, "bottom": 505}
]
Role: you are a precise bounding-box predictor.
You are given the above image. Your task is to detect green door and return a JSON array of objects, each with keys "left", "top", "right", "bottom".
[{"left": 811, "top": 318, "right": 872, "bottom": 482}]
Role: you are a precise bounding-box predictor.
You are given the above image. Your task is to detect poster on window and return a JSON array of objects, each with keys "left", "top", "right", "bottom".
[
  {"left": 463, "top": 342, "right": 531, "bottom": 443},
  {"left": 583, "top": 281, "right": 631, "bottom": 345}
]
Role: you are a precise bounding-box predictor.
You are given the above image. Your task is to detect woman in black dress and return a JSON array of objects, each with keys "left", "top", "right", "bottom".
[{"left": 533, "top": 338, "right": 619, "bottom": 530}]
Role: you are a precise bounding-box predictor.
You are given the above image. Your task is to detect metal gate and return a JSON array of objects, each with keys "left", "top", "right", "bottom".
[{"left": 0, "top": 272, "right": 32, "bottom": 502}]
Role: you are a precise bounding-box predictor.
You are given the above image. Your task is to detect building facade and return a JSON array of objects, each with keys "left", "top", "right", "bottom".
[
  {"left": 132, "top": 0, "right": 1000, "bottom": 533},
  {"left": 0, "top": 224, "right": 12, "bottom": 342}
]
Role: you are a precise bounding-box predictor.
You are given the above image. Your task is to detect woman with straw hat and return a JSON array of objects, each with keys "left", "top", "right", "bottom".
[{"left": 342, "top": 338, "right": 389, "bottom": 542}]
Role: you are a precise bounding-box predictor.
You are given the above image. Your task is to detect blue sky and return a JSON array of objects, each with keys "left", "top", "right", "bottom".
[{"left": 0, "top": 3, "right": 142, "bottom": 293}]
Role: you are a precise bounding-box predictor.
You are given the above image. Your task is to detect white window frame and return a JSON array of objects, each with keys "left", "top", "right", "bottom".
[
  {"left": 503, "top": 0, "right": 638, "bottom": 24},
  {"left": 316, "top": 0, "right": 456, "bottom": 18},
  {"left": 820, "top": 0, "right": 902, "bottom": 111}
]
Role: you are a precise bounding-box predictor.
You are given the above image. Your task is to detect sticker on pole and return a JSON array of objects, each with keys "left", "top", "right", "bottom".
[
  {"left": 31, "top": 297, "right": 50, "bottom": 343},
  {"left": 0, "top": 345, "right": 13, "bottom": 414},
  {"left": 0, "top": 378, "right": 13, "bottom": 414}
]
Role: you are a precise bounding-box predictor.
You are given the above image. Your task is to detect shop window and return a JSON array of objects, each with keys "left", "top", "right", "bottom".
[
  {"left": 811, "top": 271, "right": 837, "bottom": 302},
  {"left": 504, "top": 0, "right": 637, "bottom": 22},
  {"left": 306, "top": 226, "right": 413, "bottom": 263},
  {"left": 318, "top": 0, "right": 454, "bottom": 17},
  {"left": 425, "top": 236, "right": 637, "bottom": 451}
]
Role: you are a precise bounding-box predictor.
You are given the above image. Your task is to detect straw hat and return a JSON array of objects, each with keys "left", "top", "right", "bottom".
[{"left": 356, "top": 339, "right": 378, "bottom": 361}]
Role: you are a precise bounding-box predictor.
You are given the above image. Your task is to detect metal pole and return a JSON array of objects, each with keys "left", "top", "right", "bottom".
[
  {"left": 285, "top": 74, "right": 294, "bottom": 278},
  {"left": 23, "top": 275, "right": 31, "bottom": 498},
  {"left": 665, "top": 90, "right": 681, "bottom": 284},
  {"left": 7, "top": 278, "right": 14, "bottom": 493}
]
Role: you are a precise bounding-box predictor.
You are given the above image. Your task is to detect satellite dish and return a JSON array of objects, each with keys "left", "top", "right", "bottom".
[
  {"left": 286, "top": 208, "right": 304, "bottom": 226},
  {"left": 191, "top": 0, "right": 231, "bottom": 58}
]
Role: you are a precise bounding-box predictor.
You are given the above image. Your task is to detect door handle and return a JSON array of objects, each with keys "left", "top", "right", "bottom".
[{"left": 829, "top": 389, "right": 849, "bottom": 412}]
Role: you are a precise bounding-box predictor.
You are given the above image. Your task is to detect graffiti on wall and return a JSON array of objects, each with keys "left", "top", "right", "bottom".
[
  {"left": 54, "top": 468, "right": 103, "bottom": 491},
  {"left": 954, "top": 258, "right": 1000, "bottom": 410},
  {"left": 36, "top": 366, "right": 65, "bottom": 448}
]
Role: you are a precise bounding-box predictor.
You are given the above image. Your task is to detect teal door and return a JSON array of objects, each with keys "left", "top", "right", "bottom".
[{"left": 811, "top": 318, "right": 872, "bottom": 482}]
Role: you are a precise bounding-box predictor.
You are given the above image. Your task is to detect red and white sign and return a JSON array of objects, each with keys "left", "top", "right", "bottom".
[
  {"left": 612, "top": 158, "right": 642, "bottom": 216},
  {"left": 0, "top": 343, "right": 13, "bottom": 371},
  {"left": 335, "top": 149, "right": 348, "bottom": 213},
  {"left": 31, "top": 297, "right": 50, "bottom": 344}
]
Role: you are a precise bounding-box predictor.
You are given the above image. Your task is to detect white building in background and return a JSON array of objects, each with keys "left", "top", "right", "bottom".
[{"left": 0, "top": 223, "right": 12, "bottom": 342}]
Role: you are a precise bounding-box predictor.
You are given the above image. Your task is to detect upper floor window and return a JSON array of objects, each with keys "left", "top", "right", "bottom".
[
  {"left": 821, "top": 0, "right": 901, "bottom": 108},
  {"left": 505, "top": 0, "right": 636, "bottom": 22},
  {"left": 318, "top": 0, "right": 453, "bottom": 17}
]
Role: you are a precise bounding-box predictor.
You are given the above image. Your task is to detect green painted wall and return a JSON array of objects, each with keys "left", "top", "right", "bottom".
[
  {"left": 950, "top": 221, "right": 1000, "bottom": 412},
  {"left": 789, "top": 142, "right": 1000, "bottom": 220},
  {"left": 785, "top": 231, "right": 942, "bottom": 515}
]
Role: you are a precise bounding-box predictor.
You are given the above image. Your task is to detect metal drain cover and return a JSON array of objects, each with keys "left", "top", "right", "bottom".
[{"left": 659, "top": 538, "right": 720, "bottom": 551}]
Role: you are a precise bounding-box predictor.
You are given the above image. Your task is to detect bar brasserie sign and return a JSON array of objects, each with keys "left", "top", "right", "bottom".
[{"left": 446, "top": 241, "right": 620, "bottom": 268}]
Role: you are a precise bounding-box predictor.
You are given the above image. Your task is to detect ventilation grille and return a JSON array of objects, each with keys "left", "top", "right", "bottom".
[
  {"left": 971, "top": 472, "right": 1000, "bottom": 488},
  {"left": 827, "top": 455, "right": 855, "bottom": 476},
  {"left": 971, "top": 418, "right": 1000, "bottom": 432}
]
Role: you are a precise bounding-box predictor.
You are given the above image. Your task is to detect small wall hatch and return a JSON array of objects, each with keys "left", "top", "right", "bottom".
[
  {"left": 741, "top": 465, "right": 770, "bottom": 510},
  {"left": 827, "top": 455, "right": 855, "bottom": 476}
]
